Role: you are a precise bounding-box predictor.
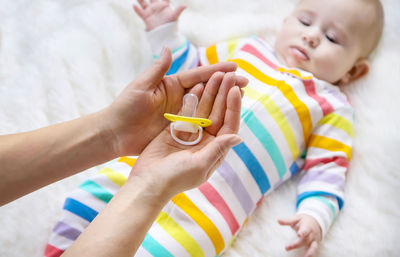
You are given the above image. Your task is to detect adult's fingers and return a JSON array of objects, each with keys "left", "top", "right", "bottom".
[
  {"left": 195, "top": 72, "right": 225, "bottom": 119},
  {"left": 205, "top": 72, "right": 236, "bottom": 134},
  {"left": 174, "top": 62, "right": 238, "bottom": 89},
  {"left": 195, "top": 134, "right": 242, "bottom": 177},
  {"left": 135, "top": 47, "right": 172, "bottom": 90},
  {"left": 216, "top": 86, "right": 242, "bottom": 135},
  {"left": 236, "top": 75, "right": 249, "bottom": 88}
]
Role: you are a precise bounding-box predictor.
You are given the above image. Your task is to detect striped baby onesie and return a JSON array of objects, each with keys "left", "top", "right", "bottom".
[{"left": 45, "top": 22, "right": 354, "bottom": 257}]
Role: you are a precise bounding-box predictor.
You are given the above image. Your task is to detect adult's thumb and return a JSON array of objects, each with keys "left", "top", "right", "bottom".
[
  {"left": 196, "top": 134, "right": 242, "bottom": 171},
  {"left": 137, "top": 47, "right": 172, "bottom": 89}
]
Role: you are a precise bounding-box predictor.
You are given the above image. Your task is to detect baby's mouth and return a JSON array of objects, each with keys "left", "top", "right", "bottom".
[{"left": 290, "top": 46, "right": 310, "bottom": 61}]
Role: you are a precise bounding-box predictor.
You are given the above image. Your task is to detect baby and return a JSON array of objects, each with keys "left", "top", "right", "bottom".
[{"left": 45, "top": 0, "right": 383, "bottom": 256}]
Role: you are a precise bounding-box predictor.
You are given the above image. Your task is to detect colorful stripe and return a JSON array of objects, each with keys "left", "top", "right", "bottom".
[
  {"left": 233, "top": 142, "right": 271, "bottom": 194},
  {"left": 243, "top": 86, "right": 300, "bottom": 160},
  {"left": 303, "top": 156, "right": 349, "bottom": 170},
  {"left": 198, "top": 181, "right": 240, "bottom": 235},
  {"left": 142, "top": 234, "right": 174, "bottom": 257},
  {"left": 79, "top": 180, "right": 113, "bottom": 203},
  {"left": 241, "top": 43, "right": 278, "bottom": 70},
  {"left": 52, "top": 221, "right": 81, "bottom": 241},
  {"left": 217, "top": 161, "right": 254, "bottom": 215},
  {"left": 167, "top": 41, "right": 190, "bottom": 75},
  {"left": 308, "top": 135, "right": 352, "bottom": 160},
  {"left": 63, "top": 198, "right": 98, "bottom": 222},
  {"left": 233, "top": 58, "right": 313, "bottom": 143},
  {"left": 311, "top": 196, "right": 337, "bottom": 219},
  {"left": 205, "top": 44, "right": 219, "bottom": 65},
  {"left": 297, "top": 191, "right": 344, "bottom": 209},
  {"left": 45, "top": 244, "right": 64, "bottom": 257},
  {"left": 227, "top": 39, "right": 239, "bottom": 59},
  {"left": 242, "top": 108, "right": 287, "bottom": 178},
  {"left": 156, "top": 211, "right": 205, "bottom": 257},
  {"left": 171, "top": 193, "right": 225, "bottom": 254},
  {"left": 98, "top": 167, "right": 127, "bottom": 187},
  {"left": 117, "top": 156, "right": 137, "bottom": 167},
  {"left": 303, "top": 80, "right": 334, "bottom": 116},
  {"left": 318, "top": 113, "right": 354, "bottom": 138}
]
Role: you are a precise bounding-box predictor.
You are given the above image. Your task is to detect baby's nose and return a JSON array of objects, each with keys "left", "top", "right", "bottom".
[{"left": 302, "top": 31, "right": 320, "bottom": 48}]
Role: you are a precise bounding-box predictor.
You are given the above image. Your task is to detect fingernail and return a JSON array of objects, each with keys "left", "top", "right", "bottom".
[
  {"left": 160, "top": 46, "right": 167, "bottom": 57},
  {"left": 228, "top": 135, "right": 242, "bottom": 147}
]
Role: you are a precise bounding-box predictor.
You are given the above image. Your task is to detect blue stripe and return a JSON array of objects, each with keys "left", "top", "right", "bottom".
[
  {"left": 242, "top": 108, "right": 287, "bottom": 178},
  {"left": 233, "top": 142, "right": 270, "bottom": 194},
  {"left": 289, "top": 162, "right": 300, "bottom": 176},
  {"left": 296, "top": 191, "right": 343, "bottom": 210},
  {"left": 142, "top": 233, "right": 174, "bottom": 257},
  {"left": 63, "top": 198, "right": 98, "bottom": 222},
  {"left": 166, "top": 41, "right": 190, "bottom": 75}
]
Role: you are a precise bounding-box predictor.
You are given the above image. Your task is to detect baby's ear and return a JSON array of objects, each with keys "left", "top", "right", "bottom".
[{"left": 337, "top": 58, "right": 369, "bottom": 86}]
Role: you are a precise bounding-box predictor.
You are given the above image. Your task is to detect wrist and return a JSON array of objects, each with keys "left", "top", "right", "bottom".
[
  {"left": 92, "top": 108, "right": 121, "bottom": 159},
  {"left": 125, "top": 174, "right": 173, "bottom": 206}
]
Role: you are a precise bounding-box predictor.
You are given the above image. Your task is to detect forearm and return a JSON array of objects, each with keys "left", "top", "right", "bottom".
[
  {"left": 0, "top": 108, "right": 117, "bottom": 205},
  {"left": 63, "top": 175, "right": 171, "bottom": 257}
]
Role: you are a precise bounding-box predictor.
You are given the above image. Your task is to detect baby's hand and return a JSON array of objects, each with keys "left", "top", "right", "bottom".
[
  {"left": 133, "top": 0, "right": 186, "bottom": 31},
  {"left": 278, "top": 214, "right": 322, "bottom": 257}
]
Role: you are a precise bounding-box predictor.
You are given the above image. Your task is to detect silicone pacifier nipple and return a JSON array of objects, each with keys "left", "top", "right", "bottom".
[{"left": 163, "top": 93, "right": 212, "bottom": 146}]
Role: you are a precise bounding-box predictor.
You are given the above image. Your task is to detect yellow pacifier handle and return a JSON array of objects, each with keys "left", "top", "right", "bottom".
[
  {"left": 163, "top": 113, "right": 212, "bottom": 127},
  {"left": 164, "top": 93, "right": 212, "bottom": 146}
]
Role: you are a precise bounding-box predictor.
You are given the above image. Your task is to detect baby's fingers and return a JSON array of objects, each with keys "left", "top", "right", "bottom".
[
  {"left": 303, "top": 241, "right": 319, "bottom": 257},
  {"left": 285, "top": 236, "right": 307, "bottom": 251},
  {"left": 278, "top": 216, "right": 301, "bottom": 227},
  {"left": 133, "top": 5, "right": 145, "bottom": 18},
  {"left": 172, "top": 5, "right": 187, "bottom": 20},
  {"left": 137, "top": 0, "right": 148, "bottom": 9}
]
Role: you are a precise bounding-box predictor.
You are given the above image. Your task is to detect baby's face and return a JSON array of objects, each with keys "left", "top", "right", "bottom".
[{"left": 274, "top": 0, "right": 370, "bottom": 84}]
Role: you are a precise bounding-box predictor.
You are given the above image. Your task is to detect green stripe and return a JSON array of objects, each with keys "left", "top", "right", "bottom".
[
  {"left": 153, "top": 41, "right": 188, "bottom": 59},
  {"left": 79, "top": 180, "right": 113, "bottom": 203},
  {"left": 242, "top": 107, "right": 287, "bottom": 178},
  {"left": 313, "top": 196, "right": 337, "bottom": 219}
]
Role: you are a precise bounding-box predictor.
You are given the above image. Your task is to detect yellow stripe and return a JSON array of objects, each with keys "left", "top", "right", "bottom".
[
  {"left": 117, "top": 156, "right": 137, "bottom": 167},
  {"left": 172, "top": 193, "right": 225, "bottom": 254},
  {"left": 206, "top": 44, "right": 219, "bottom": 65},
  {"left": 156, "top": 211, "right": 205, "bottom": 257},
  {"left": 317, "top": 113, "right": 354, "bottom": 138},
  {"left": 308, "top": 135, "right": 352, "bottom": 160},
  {"left": 244, "top": 86, "right": 300, "bottom": 160},
  {"left": 98, "top": 168, "right": 127, "bottom": 186},
  {"left": 232, "top": 58, "right": 313, "bottom": 142},
  {"left": 227, "top": 39, "right": 239, "bottom": 59}
]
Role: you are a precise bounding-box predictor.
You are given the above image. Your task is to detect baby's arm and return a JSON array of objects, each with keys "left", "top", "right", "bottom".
[
  {"left": 134, "top": 0, "right": 246, "bottom": 75},
  {"left": 279, "top": 104, "right": 354, "bottom": 257},
  {"left": 134, "top": 0, "right": 199, "bottom": 74}
]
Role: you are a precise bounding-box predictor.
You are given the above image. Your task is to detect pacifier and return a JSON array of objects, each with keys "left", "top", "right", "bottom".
[{"left": 164, "top": 93, "right": 212, "bottom": 146}]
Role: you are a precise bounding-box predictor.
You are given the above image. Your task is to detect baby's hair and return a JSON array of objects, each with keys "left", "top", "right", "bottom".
[{"left": 362, "top": 0, "right": 384, "bottom": 57}]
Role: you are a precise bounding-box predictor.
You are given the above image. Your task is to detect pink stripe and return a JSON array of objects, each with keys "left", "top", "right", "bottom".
[
  {"left": 241, "top": 44, "right": 279, "bottom": 70},
  {"left": 303, "top": 156, "right": 349, "bottom": 171},
  {"left": 44, "top": 244, "right": 64, "bottom": 257},
  {"left": 198, "top": 182, "right": 240, "bottom": 235},
  {"left": 303, "top": 80, "right": 334, "bottom": 116}
]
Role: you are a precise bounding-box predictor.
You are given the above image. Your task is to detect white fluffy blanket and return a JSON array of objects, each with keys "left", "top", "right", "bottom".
[{"left": 0, "top": 0, "right": 399, "bottom": 256}]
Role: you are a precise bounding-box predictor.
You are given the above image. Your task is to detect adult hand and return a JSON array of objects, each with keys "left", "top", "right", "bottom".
[
  {"left": 103, "top": 47, "right": 247, "bottom": 157},
  {"left": 130, "top": 71, "right": 243, "bottom": 198}
]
